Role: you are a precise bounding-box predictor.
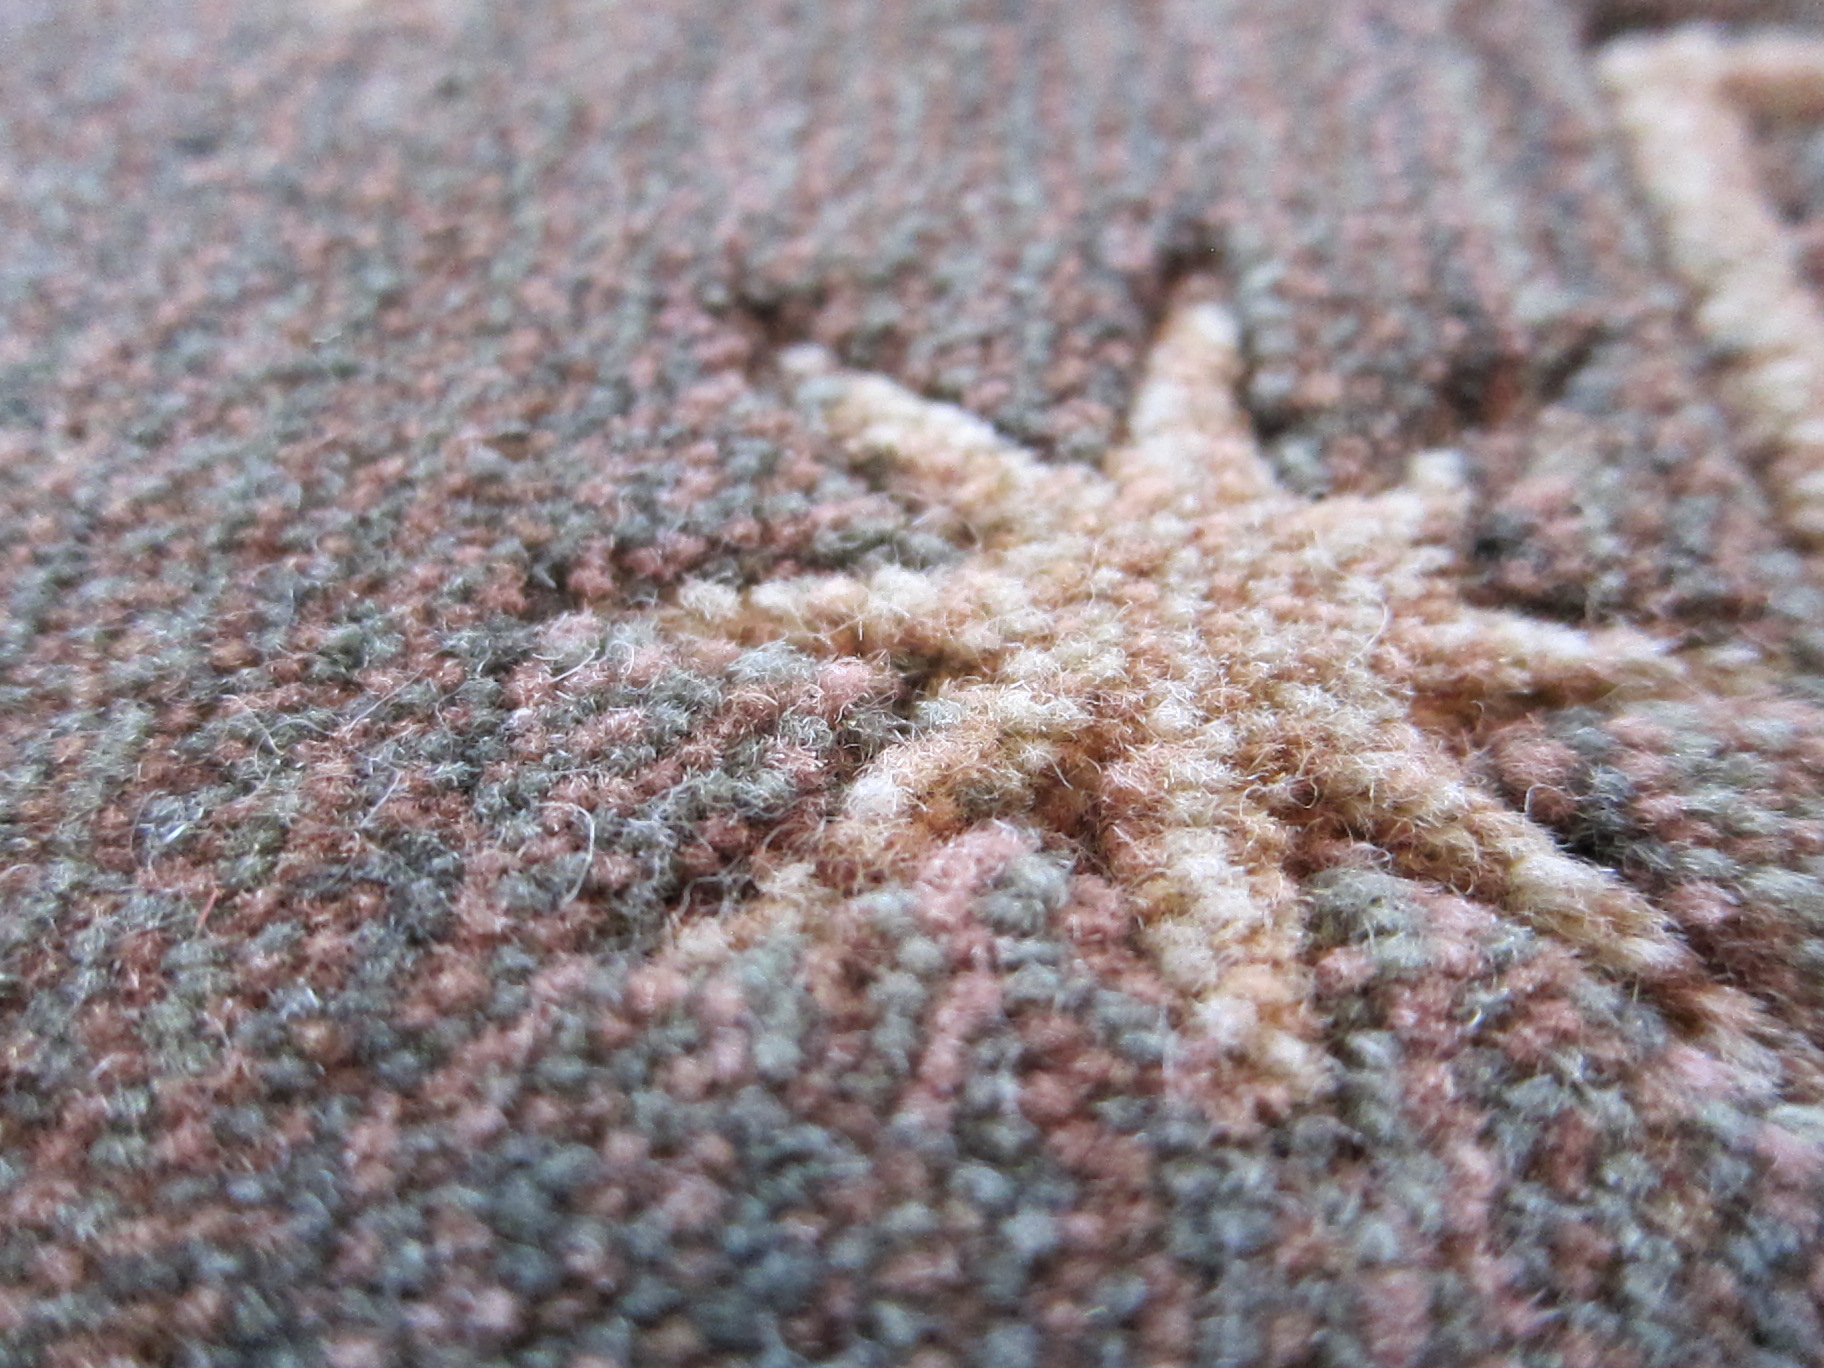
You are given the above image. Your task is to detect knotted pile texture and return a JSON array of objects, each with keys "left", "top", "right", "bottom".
[{"left": 9, "top": 1, "right": 1824, "bottom": 1364}]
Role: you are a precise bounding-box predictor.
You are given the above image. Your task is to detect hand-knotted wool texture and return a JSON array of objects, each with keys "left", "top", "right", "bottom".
[{"left": 8, "top": 1, "right": 1824, "bottom": 1366}]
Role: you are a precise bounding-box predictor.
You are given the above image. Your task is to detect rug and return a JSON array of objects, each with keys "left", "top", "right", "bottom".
[{"left": 6, "top": 1, "right": 1824, "bottom": 1363}]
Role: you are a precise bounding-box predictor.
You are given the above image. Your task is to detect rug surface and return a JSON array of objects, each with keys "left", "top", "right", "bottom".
[{"left": 9, "top": 1, "right": 1824, "bottom": 1364}]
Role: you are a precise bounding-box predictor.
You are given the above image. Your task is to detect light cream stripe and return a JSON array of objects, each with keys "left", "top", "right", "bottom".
[{"left": 1601, "top": 30, "right": 1824, "bottom": 544}]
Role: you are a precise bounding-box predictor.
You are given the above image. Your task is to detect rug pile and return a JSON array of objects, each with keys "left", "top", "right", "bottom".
[{"left": 6, "top": 2, "right": 1824, "bottom": 1364}]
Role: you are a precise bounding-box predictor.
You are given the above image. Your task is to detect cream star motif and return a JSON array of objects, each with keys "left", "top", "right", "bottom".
[{"left": 670, "top": 284, "right": 1789, "bottom": 1093}]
